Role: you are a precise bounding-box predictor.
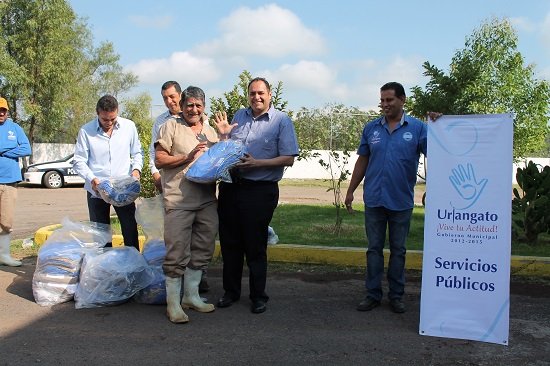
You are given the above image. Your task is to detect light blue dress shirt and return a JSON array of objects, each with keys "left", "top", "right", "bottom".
[
  {"left": 73, "top": 117, "right": 143, "bottom": 197},
  {"left": 229, "top": 105, "right": 299, "bottom": 182}
]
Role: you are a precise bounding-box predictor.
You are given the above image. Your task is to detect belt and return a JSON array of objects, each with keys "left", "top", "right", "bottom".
[{"left": 228, "top": 178, "right": 276, "bottom": 186}]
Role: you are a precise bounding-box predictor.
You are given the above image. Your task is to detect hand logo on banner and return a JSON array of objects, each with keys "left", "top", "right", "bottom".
[{"left": 449, "top": 163, "right": 488, "bottom": 210}]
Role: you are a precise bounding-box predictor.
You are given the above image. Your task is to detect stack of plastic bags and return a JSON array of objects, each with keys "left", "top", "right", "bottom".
[
  {"left": 97, "top": 176, "right": 141, "bottom": 207},
  {"left": 32, "top": 218, "right": 111, "bottom": 306},
  {"left": 132, "top": 194, "right": 167, "bottom": 305},
  {"left": 33, "top": 216, "right": 157, "bottom": 309},
  {"left": 186, "top": 140, "right": 247, "bottom": 183}
]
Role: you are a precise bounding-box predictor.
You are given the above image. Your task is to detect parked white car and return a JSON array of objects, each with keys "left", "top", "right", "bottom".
[{"left": 23, "top": 154, "right": 84, "bottom": 189}]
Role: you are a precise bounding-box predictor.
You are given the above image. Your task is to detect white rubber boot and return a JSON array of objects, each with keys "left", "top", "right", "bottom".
[
  {"left": 182, "top": 268, "right": 215, "bottom": 313},
  {"left": 165, "top": 276, "right": 189, "bottom": 323},
  {"left": 0, "top": 234, "right": 21, "bottom": 267}
]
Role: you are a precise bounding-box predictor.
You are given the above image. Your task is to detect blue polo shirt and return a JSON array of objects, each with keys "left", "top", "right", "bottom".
[
  {"left": 358, "top": 113, "right": 427, "bottom": 210},
  {"left": 229, "top": 105, "right": 299, "bottom": 182}
]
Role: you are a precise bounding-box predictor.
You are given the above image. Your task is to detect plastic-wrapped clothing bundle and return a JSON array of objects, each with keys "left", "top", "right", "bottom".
[
  {"left": 32, "top": 218, "right": 111, "bottom": 306},
  {"left": 33, "top": 241, "right": 83, "bottom": 306},
  {"left": 74, "top": 246, "right": 155, "bottom": 309},
  {"left": 186, "top": 140, "right": 247, "bottom": 183},
  {"left": 133, "top": 239, "right": 167, "bottom": 304},
  {"left": 97, "top": 176, "right": 141, "bottom": 207}
]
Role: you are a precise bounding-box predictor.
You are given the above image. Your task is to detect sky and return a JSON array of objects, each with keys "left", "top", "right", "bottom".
[{"left": 68, "top": 0, "right": 550, "bottom": 117}]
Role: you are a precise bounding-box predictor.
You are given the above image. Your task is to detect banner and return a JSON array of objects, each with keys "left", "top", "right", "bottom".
[{"left": 419, "top": 114, "right": 513, "bottom": 345}]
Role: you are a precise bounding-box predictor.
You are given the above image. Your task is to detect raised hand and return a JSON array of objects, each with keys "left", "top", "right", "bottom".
[{"left": 214, "top": 111, "right": 236, "bottom": 138}]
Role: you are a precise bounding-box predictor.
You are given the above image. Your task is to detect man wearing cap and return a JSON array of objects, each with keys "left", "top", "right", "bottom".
[{"left": 0, "top": 97, "right": 31, "bottom": 267}]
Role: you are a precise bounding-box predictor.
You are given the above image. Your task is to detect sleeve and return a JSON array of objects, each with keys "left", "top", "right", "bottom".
[
  {"left": 149, "top": 117, "right": 162, "bottom": 175},
  {"left": 130, "top": 124, "right": 143, "bottom": 173},
  {"left": 72, "top": 128, "right": 96, "bottom": 182},
  {"left": 2, "top": 124, "right": 31, "bottom": 158},
  {"left": 357, "top": 123, "right": 371, "bottom": 157},
  {"left": 277, "top": 114, "right": 299, "bottom": 157},
  {"left": 155, "top": 120, "right": 175, "bottom": 153}
]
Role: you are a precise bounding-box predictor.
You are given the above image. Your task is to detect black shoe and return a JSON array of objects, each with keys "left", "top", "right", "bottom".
[
  {"left": 356, "top": 296, "right": 380, "bottom": 311},
  {"left": 251, "top": 300, "right": 266, "bottom": 314},
  {"left": 198, "top": 278, "right": 210, "bottom": 293},
  {"left": 389, "top": 298, "right": 406, "bottom": 313},
  {"left": 217, "top": 295, "right": 237, "bottom": 308}
]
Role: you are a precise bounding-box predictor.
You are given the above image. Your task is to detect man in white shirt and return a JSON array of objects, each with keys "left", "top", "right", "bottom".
[
  {"left": 73, "top": 95, "right": 143, "bottom": 250},
  {"left": 150, "top": 81, "right": 182, "bottom": 192}
]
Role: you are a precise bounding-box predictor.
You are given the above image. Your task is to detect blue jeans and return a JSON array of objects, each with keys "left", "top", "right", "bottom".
[{"left": 364, "top": 207, "right": 412, "bottom": 301}]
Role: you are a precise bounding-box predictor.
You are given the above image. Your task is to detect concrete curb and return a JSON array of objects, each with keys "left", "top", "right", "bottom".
[{"left": 34, "top": 224, "right": 550, "bottom": 277}]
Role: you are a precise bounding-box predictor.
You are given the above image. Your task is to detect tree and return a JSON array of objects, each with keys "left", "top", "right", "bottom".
[
  {"left": 408, "top": 17, "right": 550, "bottom": 159},
  {"left": 0, "top": 0, "right": 138, "bottom": 153},
  {"left": 209, "top": 70, "right": 291, "bottom": 123},
  {"left": 120, "top": 93, "right": 156, "bottom": 198},
  {"left": 294, "top": 103, "right": 377, "bottom": 151},
  {"left": 295, "top": 104, "right": 378, "bottom": 233}
]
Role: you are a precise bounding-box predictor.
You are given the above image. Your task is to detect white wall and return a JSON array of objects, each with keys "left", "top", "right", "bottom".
[{"left": 283, "top": 150, "right": 549, "bottom": 184}]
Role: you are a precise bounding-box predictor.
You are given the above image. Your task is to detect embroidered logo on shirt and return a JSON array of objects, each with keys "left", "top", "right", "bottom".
[
  {"left": 402, "top": 132, "right": 413, "bottom": 142},
  {"left": 370, "top": 130, "right": 381, "bottom": 144},
  {"left": 7, "top": 131, "right": 16, "bottom": 140}
]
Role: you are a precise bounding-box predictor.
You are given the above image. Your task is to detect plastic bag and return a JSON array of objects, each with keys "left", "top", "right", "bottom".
[
  {"left": 133, "top": 239, "right": 167, "bottom": 304},
  {"left": 32, "top": 218, "right": 111, "bottom": 306},
  {"left": 74, "top": 246, "right": 155, "bottom": 309},
  {"left": 134, "top": 195, "right": 164, "bottom": 241},
  {"left": 186, "top": 140, "right": 247, "bottom": 183},
  {"left": 97, "top": 176, "right": 141, "bottom": 207},
  {"left": 133, "top": 196, "right": 167, "bottom": 304},
  {"left": 267, "top": 226, "right": 279, "bottom": 245}
]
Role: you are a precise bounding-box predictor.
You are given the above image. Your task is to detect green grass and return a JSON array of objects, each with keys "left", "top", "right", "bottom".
[
  {"left": 11, "top": 179, "right": 550, "bottom": 258},
  {"left": 271, "top": 204, "right": 425, "bottom": 250},
  {"left": 271, "top": 204, "right": 550, "bottom": 257}
]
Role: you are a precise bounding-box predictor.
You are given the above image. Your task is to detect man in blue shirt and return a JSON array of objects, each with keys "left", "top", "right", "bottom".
[
  {"left": 345, "top": 82, "right": 427, "bottom": 314},
  {"left": 73, "top": 95, "right": 143, "bottom": 250},
  {"left": 214, "top": 77, "right": 299, "bottom": 314},
  {"left": 0, "top": 97, "right": 31, "bottom": 266}
]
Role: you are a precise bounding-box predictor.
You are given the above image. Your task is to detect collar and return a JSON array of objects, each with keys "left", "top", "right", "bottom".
[
  {"left": 245, "top": 104, "right": 275, "bottom": 120},
  {"left": 382, "top": 111, "right": 406, "bottom": 126},
  {"left": 95, "top": 118, "right": 120, "bottom": 132}
]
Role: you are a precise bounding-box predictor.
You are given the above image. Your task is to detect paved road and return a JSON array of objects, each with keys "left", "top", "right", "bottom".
[
  {"left": 1, "top": 261, "right": 548, "bottom": 365},
  {"left": 3, "top": 184, "right": 549, "bottom": 365}
]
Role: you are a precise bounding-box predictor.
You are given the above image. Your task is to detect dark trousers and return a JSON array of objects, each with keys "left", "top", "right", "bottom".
[
  {"left": 87, "top": 192, "right": 139, "bottom": 250},
  {"left": 218, "top": 181, "right": 278, "bottom": 302}
]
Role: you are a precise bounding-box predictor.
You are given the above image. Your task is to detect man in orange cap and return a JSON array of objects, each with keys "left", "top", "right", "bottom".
[{"left": 0, "top": 97, "right": 31, "bottom": 266}]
